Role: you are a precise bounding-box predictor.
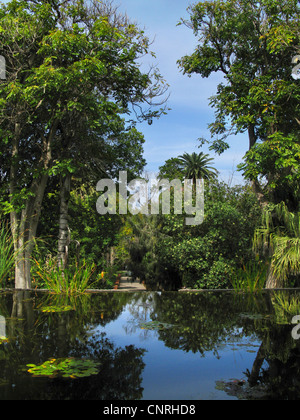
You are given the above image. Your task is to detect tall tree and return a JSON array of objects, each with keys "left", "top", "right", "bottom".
[
  {"left": 178, "top": 0, "right": 300, "bottom": 208},
  {"left": 0, "top": 0, "right": 168, "bottom": 288}
]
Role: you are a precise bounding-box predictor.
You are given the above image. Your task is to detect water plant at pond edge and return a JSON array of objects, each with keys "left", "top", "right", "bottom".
[
  {"left": 231, "top": 261, "right": 267, "bottom": 293},
  {"left": 26, "top": 358, "right": 101, "bottom": 379},
  {"left": 32, "top": 257, "right": 96, "bottom": 294}
]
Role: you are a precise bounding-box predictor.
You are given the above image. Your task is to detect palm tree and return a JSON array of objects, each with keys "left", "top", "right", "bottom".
[
  {"left": 254, "top": 202, "right": 300, "bottom": 288},
  {"left": 178, "top": 152, "right": 218, "bottom": 184}
]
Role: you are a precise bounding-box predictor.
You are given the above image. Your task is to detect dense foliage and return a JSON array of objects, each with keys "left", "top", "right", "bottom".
[
  {"left": 179, "top": 0, "right": 300, "bottom": 210},
  {"left": 0, "top": 0, "right": 299, "bottom": 291},
  {"left": 0, "top": 0, "right": 167, "bottom": 289},
  {"left": 116, "top": 178, "right": 262, "bottom": 290}
]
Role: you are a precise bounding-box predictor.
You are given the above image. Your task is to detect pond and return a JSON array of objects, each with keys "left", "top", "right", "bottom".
[{"left": 0, "top": 290, "right": 300, "bottom": 400}]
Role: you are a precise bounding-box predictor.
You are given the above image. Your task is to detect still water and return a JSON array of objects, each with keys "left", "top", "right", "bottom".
[{"left": 0, "top": 290, "right": 300, "bottom": 400}]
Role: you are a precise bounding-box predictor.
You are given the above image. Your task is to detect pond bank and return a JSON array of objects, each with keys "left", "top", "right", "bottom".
[{"left": 1, "top": 287, "right": 300, "bottom": 294}]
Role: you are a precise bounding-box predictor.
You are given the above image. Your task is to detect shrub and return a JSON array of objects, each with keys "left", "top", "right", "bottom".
[{"left": 200, "top": 258, "right": 234, "bottom": 290}]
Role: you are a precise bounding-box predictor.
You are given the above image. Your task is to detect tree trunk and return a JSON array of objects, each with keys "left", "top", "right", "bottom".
[
  {"left": 9, "top": 121, "right": 57, "bottom": 289},
  {"left": 10, "top": 174, "right": 49, "bottom": 289},
  {"left": 265, "top": 265, "right": 283, "bottom": 289},
  {"left": 251, "top": 179, "right": 269, "bottom": 208},
  {"left": 248, "top": 123, "right": 257, "bottom": 150},
  {"left": 248, "top": 342, "right": 266, "bottom": 387},
  {"left": 57, "top": 172, "right": 71, "bottom": 270},
  {"left": 247, "top": 125, "right": 269, "bottom": 208}
]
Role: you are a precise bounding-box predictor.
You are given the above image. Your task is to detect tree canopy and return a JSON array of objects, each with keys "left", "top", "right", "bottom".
[
  {"left": 0, "top": 0, "right": 168, "bottom": 288},
  {"left": 179, "top": 0, "right": 300, "bottom": 209}
]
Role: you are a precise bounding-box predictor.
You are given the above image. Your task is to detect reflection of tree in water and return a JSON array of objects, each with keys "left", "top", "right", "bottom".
[
  {"left": 0, "top": 292, "right": 146, "bottom": 400},
  {"left": 149, "top": 292, "right": 264, "bottom": 355},
  {"left": 2, "top": 291, "right": 300, "bottom": 399},
  {"left": 218, "top": 325, "right": 300, "bottom": 400},
  {"left": 244, "top": 325, "right": 300, "bottom": 400},
  {"left": 123, "top": 293, "right": 157, "bottom": 340},
  {"left": 146, "top": 291, "right": 300, "bottom": 400},
  {"left": 44, "top": 332, "right": 146, "bottom": 400}
]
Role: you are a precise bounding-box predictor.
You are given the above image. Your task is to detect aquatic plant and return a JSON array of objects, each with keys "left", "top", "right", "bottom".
[
  {"left": 26, "top": 358, "right": 101, "bottom": 379},
  {"left": 140, "top": 321, "right": 176, "bottom": 331},
  {"left": 32, "top": 257, "right": 95, "bottom": 294},
  {"left": 231, "top": 261, "right": 267, "bottom": 293}
]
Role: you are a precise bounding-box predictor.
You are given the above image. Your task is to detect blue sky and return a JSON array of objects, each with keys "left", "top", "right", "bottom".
[{"left": 116, "top": 0, "right": 249, "bottom": 184}]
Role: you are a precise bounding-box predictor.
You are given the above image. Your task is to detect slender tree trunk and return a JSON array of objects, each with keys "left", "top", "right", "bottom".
[
  {"left": 57, "top": 172, "right": 71, "bottom": 270},
  {"left": 9, "top": 121, "right": 57, "bottom": 289},
  {"left": 248, "top": 123, "right": 257, "bottom": 150},
  {"left": 11, "top": 175, "right": 49, "bottom": 289},
  {"left": 249, "top": 342, "right": 266, "bottom": 387},
  {"left": 248, "top": 124, "right": 269, "bottom": 208},
  {"left": 265, "top": 265, "right": 283, "bottom": 289}
]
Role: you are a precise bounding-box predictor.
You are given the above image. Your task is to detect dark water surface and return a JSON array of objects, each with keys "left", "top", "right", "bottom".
[{"left": 0, "top": 290, "right": 300, "bottom": 400}]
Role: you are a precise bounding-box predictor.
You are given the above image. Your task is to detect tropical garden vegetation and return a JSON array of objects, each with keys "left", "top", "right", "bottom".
[{"left": 0, "top": 0, "right": 299, "bottom": 293}]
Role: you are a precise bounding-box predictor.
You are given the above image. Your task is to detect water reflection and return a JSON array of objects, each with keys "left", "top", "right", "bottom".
[
  {"left": 121, "top": 291, "right": 300, "bottom": 399},
  {"left": 0, "top": 292, "right": 146, "bottom": 400},
  {"left": 0, "top": 291, "right": 300, "bottom": 399}
]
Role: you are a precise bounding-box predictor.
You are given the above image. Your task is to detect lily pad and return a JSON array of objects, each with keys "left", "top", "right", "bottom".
[
  {"left": 239, "top": 313, "right": 271, "bottom": 321},
  {"left": 140, "top": 321, "right": 176, "bottom": 331},
  {"left": 26, "top": 358, "right": 101, "bottom": 379}
]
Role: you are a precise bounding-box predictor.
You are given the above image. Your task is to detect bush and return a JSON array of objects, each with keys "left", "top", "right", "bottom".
[{"left": 200, "top": 258, "right": 233, "bottom": 290}]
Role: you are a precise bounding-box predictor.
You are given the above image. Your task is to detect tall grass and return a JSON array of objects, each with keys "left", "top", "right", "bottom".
[
  {"left": 231, "top": 261, "right": 267, "bottom": 293},
  {"left": 0, "top": 222, "right": 15, "bottom": 288},
  {"left": 33, "top": 257, "right": 96, "bottom": 295}
]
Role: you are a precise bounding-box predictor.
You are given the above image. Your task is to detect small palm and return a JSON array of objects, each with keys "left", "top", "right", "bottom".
[{"left": 178, "top": 152, "right": 218, "bottom": 182}]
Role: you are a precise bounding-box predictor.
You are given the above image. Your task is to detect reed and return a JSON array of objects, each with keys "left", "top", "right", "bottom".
[
  {"left": 33, "top": 257, "right": 96, "bottom": 295},
  {"left": 231, "top": 261, "right": 267, "bottom": 293}
]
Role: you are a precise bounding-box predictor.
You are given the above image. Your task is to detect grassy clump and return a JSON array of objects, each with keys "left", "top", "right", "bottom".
[{"left": 231, "top": 261, "right": 267, "bottom": 293}]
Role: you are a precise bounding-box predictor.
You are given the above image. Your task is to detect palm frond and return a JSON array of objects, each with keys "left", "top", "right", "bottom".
[
  {"left": 272, "top": 237, "right": 300, "bottom": 281},
  {"left": 178, "top": 152, "right": 218, "bottom": 181},
  {"left": 254, "top": 202, "right": 300, "bottom": 285}
]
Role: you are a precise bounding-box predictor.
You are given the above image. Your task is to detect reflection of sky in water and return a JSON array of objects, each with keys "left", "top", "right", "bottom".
[{"left": 95, "top": 303, "right": 261, "bottom": 400}]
